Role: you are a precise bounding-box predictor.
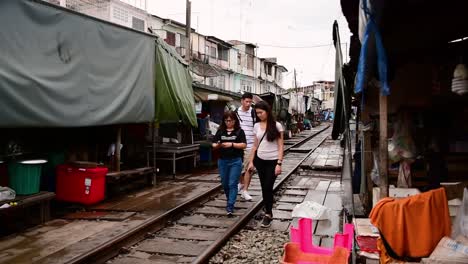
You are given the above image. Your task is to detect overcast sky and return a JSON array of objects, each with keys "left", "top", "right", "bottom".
[{"left": 147, "top": 0, "right": 351, "bottom": 88}]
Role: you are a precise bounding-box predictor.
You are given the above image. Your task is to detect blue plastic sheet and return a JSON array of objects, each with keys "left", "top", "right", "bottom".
[{"left": 355, "top": 1, "right": 390, "bottom": 96}]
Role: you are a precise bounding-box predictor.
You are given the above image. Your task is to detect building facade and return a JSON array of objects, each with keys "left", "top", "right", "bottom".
[
  {"left": 299, "top": 81, "right": 335, "bottom": 110},
  {"left": 45, "top": 0, "right": 288, "bottom": 95}
]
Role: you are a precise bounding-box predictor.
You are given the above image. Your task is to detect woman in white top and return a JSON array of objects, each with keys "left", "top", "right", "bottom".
[{"left": 247, "top": 101, "right": 284, "bottom": 228}]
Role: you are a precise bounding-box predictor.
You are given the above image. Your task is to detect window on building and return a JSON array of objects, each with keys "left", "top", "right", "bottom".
[
  {"left": 218, "top": 46, "right": 228, "bottom": 61},
  {"left": 218, "top": 76, "right": 225, "bottom": 89},
  {"left": 247, "top": 55, "right": 254, "bottom": 70},
  {"left": 241, "top": 80, "right": 253, "bottom": 92},
  {"left": 209, "top": 77, "right": 215, "bottom": 87},
  {"left": 267, "top": 65, "right": 272, "bottom": 75},
  {"left": 165, "top": 31, "right": 176, "bottom": 46},
  {"left": 209, "top": 47, "right": 217, "bottom": 58},
  {"left": 179, "top": 35, "right": 187, "bottom": 48},
  {"left": 132, "top": 17, "right": 145, "bottom": 31},
  {"left": 237, "top": 53, "right": 241, "bottom": 65},
  {"left": 113, "top": 6, "right": 129, "bottom": 23}
]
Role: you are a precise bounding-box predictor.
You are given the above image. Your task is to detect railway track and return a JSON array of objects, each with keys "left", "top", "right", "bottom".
[{"left": 67, "top": 125, "right": 330, "bottom": 264}]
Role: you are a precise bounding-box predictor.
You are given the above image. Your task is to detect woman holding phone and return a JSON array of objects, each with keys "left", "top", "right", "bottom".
[{"left": 212, "top": 111, "right": 247, "bottom": 216}]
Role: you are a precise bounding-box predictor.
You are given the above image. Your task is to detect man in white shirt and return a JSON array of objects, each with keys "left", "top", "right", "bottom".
[{"left": 236, "top": 92, "right": 256, "bottom": 201}]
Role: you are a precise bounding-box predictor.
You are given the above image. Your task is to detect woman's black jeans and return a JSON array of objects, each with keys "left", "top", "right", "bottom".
[{"left": 254, "top": 155, "right": 278, "bottom": 216}]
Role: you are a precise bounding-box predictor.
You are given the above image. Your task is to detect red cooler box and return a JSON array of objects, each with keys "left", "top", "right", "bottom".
[{"left": 56, "top": 164, "right": 107, "bottom": 205}]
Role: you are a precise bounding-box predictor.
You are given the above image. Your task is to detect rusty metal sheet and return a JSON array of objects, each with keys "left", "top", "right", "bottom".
[
  {"left": 278, "top": 196, "right": 304, "bottom": 203},
  {"left": 204, "top": 200, "right": 253, "bottom": 209},
  {"left": 137, "top": 237, "right": 211, "bottom": 256},
  {"left": 156, "top": 226, "right": 224, "bottom": 241},
  {"left": 177, "top": 215, "right": 236, "bottom": 227},
  {"left": 195, "top": 206, "right": 246, "bottom": 216},
  {"left": 276, "top": 203, "right": 297, "bottom": 211},
  {"left": 272, "top": 210, "right": 292, "bottom": 220}
]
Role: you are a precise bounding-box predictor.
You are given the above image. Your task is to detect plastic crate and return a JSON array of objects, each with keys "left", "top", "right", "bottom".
[
  {"left": 56, "top": 164, "right": 107, "bottom": 205},
  {"left": 8, "top": 160, "right": 47, "bottom": 195}
]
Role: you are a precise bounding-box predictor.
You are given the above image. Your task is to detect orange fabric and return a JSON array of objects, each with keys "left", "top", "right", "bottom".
[
  {"left": 282, "top": 242, "right": 349, "bottom": 264},
  {"left": 377, "top": 238, "right": 404, "bottom": 264},
  {"left": 369, "top": 188, "right": 451, "bottom": 259}
]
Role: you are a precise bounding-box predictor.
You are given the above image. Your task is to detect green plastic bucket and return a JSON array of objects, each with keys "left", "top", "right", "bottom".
[{"left": 9, "top": 160, "right": 47, "bottom": 195}]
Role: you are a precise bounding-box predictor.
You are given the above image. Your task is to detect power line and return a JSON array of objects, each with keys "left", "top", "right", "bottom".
[{"left": 255, "top": 42, "right": 348, "bottom": 49}]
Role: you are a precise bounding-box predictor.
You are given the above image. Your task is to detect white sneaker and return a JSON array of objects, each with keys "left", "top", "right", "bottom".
[
  {"left": 238, "top": 184, "right": 244, "bottom": 193},
  {"left": 241, "top": 190, "right": 253, "bottom": 201}
]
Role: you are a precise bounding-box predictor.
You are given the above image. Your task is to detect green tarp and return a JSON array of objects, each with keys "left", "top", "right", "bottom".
[
  {"left": 0, "top": 0, "right": 155, "bottom": 127},
  {"left": 0, "top": 0, "right": 197, "bottom": 128},
  {"left": 154, "top": 38, "right": 197, "bottom": 127}
]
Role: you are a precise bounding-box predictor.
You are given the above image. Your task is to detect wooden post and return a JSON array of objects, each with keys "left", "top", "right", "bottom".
[
  {"left": 153, "top": 124, "right": 158, "bottom": 185},
  {"left": 379, "top": 95, "right": 389, "bottom": 198},
  {"left": 361, "top": 106, "right": 373, "bottom": 211},
  {"left": 116, "top": 126, "right": 121, "bottom": 172}
]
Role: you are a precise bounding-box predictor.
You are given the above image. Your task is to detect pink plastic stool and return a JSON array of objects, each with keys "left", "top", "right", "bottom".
[{"left": 290, "top": 218, "right": 354, "bottom": 255}]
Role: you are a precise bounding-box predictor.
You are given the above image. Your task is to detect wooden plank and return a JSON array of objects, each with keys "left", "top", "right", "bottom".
[
  {"left": 284, "top": 190, "right": 308, "bottom": 196},
  {"left": 379, "top": 94, "right": 389, "bottom": 198},
  {"left": 313, "top": 236, "right": 321, "bottom": 246},
  {"left": 315, "top": 180, "right": 331, "bottom": 191},
  {"left": 320, "top": 237, "right": 334, "bottom": 248},
  {"left": 113, "top": 251, "right": 195, "bottom": 264},
  {"left": 112, "top": 257, "right": 172, "bottom": 264},
  {"left": 278, "top": 196, "right": 304, "bottom": 203},
  {"left": 137, "top": 237, "right": 210, "bottom": 256},
  {"left": 303, "top": 190, "right": 327, "bottom": 204},
  {"left": 195, "top": 206, "right": 246, "bottom": 216},
  {"left": 204, "top": 200, "right": 253, "bottom": 209},
  {"left": 315, "top": 210, "right": 341, "bottom": 236},
  {"left": 272, "top": 209, "right": 292, "bottom": 220},
  {"left": 323, "top": 193, "right": 343, "bottom": 211},
  {"left": 63, "top": 211, "right": 136, "bottom": 221},
  {"left": 276, "top": 203, "right": 297, "bottom": 211},
  {"left": 269, "top": 220, "right": 291, "bottom": 232},
  {"left": 296, "top": 177, "right": 311, "bottom": 187},
  {"left": 156, "top": 226, "right": 224, "bottom": 241},
  {"left": 177, "top": 215, "right": 236, "bottom": 228}
]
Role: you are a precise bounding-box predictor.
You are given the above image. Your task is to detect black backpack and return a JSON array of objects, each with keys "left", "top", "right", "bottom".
[{"left": 235, "top": 108, "right": 257, "bottom": 126}]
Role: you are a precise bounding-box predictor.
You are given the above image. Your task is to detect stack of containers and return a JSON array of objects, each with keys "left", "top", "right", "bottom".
[{"left": 56, "top": 163, "right": 107, "bottom": 205}]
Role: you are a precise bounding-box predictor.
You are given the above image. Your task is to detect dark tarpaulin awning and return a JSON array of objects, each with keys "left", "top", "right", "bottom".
[
  {"left": 0, "top": 0, "right": 155, "bottom": 127},
  {"left": 154, "top": 38, "right": 197, "bottom": 127},
  {"left": 332, "top": 21, "right": 351, "bottom": 140}
]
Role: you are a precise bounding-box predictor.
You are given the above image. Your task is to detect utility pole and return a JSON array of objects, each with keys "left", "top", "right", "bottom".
[
  {"left": 185, "top": 0, "right": 192, "bottom": 62},
  {"left": 294, "top": 69, "right": 299, "bottom": 115}
]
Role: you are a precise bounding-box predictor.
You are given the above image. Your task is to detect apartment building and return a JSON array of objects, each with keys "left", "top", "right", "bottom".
[{"left": 44, "top": 0, "right": 288, "bottom": 96}]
